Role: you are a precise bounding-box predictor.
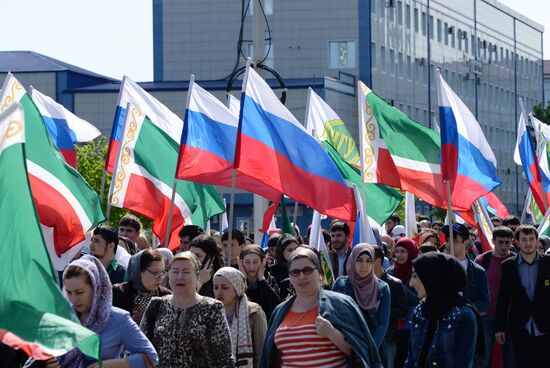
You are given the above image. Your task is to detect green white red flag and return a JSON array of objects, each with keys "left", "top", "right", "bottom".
[
  {"left": 0, "top": 73, "right": 105, "bottom": 258},
  {"left": 0, "top": 103, "right": 100, "bottom": 361}
]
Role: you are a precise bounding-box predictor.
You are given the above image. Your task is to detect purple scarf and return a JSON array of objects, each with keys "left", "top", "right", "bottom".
[
  {"left": 62, "top": 255, "right": 112, "bottom": 367},
  {"left": 346, "top": 243, "right": 379, "bottom": 311}
]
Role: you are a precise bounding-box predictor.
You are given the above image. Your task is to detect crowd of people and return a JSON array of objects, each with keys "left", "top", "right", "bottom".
[{"left": 2, "top": 212, "right": 550, "bottom": 368}]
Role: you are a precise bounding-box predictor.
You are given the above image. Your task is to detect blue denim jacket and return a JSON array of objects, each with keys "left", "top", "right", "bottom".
[
  {"left": 404, "top": 304, "right": 478, "bottom": 368},
  {"left": 332, "top": 276, "right": 391, "bottom": 348}
]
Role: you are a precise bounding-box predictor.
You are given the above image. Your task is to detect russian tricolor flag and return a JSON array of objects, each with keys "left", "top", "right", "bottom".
[
  {"left": 235, "top": 65, "right": 356, "bottom": 230},
  {"left": 176, "top": 78, "right": 239, "bottom": 186},
  {"left": 30, "top": 88, "right": 100, "bottom": 168},
  {"left": 437, "top": 70, "right": 501, "bottom": 208},
  {"left": 514, "top": 109, "right": 546, "bottom": 213}
]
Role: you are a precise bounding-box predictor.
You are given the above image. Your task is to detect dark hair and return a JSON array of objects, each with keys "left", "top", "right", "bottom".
[
  {"left": 140, "top": 249, "right": 164, "bottom": 272},
  {"left": 63, "top": 265, "right": 92, "bottom": 286},
  {"left": 118, "top": 236, "right": 138, "bottom": 255},
  {"left": 321, "top": 229, "right": 331, "bottom": 244},
  {"left": 514, "top": 225, "right": 538, "bottom": 241},
  {"left": 492, "top": 226, "right": 513, "bottom": 240},
  {"left": 287, "top": 247, "right": 321, "bottom": 271},
  {"left": 221, "top": 229, "right": 245, "bottom": 245},
  {"left": 503, "top": 216, "right": 520, "bottom": 226},
  {"left": 490, "top": 216, "right": 503, "bottom": 224},
  {"left": 119, "top": 214, "right": 141, "bottom": 231},
  {"left": 419, "top": 244, "right": 438, "bottom": 254},
  {"left": 330, "top": 220, "right": 350, "bottom": 236},
  {"left": 188, "top": 234, "right": 224, "bottom": 271},
  {"left": 178, "top": 225, "right": 204, "bottom": 240},
  {"left": 275, "top": 233, "right": 299, "bottom": 264},
  {"left": 372, "top": 245, "right": 385, "bottom": 261},
  {"left": 388, "top": 213, "right": 401, "bottom": 224},
  {"left": 418, "top": 215, "right": 430, "bottom": 222},
  {"left": 93, "top": 225, "right": 119, "bottom": 253},
  {"left": 432, "top": 220, "right": 443, "bottom": 228},
  {"left": 267, "top": 233, "right": 281, "bottom": 248}
]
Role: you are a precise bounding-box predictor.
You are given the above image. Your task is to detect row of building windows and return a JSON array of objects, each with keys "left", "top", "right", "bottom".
[{"left": 371, "top": 0, "right": 540, "bottom": 76}]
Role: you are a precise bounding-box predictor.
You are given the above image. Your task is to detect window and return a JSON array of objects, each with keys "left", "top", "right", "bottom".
[
  {"left": 397, "top": 1, "right": 403, "bottom": 25},
  {"left": 389, "top": 3, "right": 395, "bottom": 22},
  {"left": 371, "top": 43, "right": 377, "bottom": 68},
  {"left": 437, "top": 19, "right": 442, "bottom": 42},
  {"left": 328, "top": 41, "right": 356, "bottom": 69},
  {"left": 457, "top": 29, "right": 462, "bottom": 51},
  {"left": 451, "top": 27, "right": 455, "bottom": 48},
  {"left": 421, "top": 11, "right": 426, "bottom": 35},
  {"left": 414, "top": 8, "right": 419, "bottom": 33},
  {"left": 444, "top": 23, "right": 448, "bottom": 45},
  {"left": 471, "top": 35, "right": 475, "bottom": 56},
  {"left": 407, "top": 55, "right": 412, "bottom": 79},
  {"left": 398, "top": 52, "right": 403, "bottom": 76},
  {"left": 405, "top": 4, "right": 411, "bottom": 29},
  {"left": 389, "top": 49, "right": 395, "bottom": 75},
  {"left": 464, "top": 32, "right": 468, "bottom": 53},
  {"left": 381, "top": 46, "right": 386, "bottom": 72},
  {"left": 247, "top": 0, "right": 273, "bottom": 15},
  {"left": 379, "top": 0, "right": 385, "bottom": 18},
  {"left": 429, "top": 16, "right": 434, "bottom": 39},
  {"left": 371, "top": 0, "right": 376, "bottom": 14}
]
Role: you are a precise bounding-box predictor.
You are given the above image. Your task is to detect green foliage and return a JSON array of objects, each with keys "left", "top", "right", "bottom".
[
  {"left": 533, "top": 101, "right": 550, "bottom": 125},
  {"left": 75, "top": 137, "right": 152, "bottom": 230}
]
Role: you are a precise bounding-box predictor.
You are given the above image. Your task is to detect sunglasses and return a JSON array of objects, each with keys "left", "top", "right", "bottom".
[{"left": 289, "top": 266, "right": 317, "bottom": 277}]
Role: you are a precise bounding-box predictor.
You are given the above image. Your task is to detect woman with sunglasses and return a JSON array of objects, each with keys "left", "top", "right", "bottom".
[
  {"left": 113, "top": 249, "right": 172, "bottom": 324},
  {"left": 259, "top": 247, "right": 381, "bottom": 368}
]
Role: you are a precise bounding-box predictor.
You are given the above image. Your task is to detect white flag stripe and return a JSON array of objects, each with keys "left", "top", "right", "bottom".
[{"left": 189, "top": 81, "right": 239, "bottom": 127}]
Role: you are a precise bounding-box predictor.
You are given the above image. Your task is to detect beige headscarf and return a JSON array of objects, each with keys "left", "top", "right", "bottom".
[{"left": 214, "top": 267, "right": 253, "bottom": 368}]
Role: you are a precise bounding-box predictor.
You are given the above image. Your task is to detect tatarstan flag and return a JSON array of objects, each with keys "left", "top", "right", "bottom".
[
  {"left": 0, "top": 73, "right": 105, "bottom": 256},
  {"left": 358, "top": 81, "right": 471, "bottom": 212},
  {"left": 0, "top": 103, "right": 100, "bottom": 361},
  {"left": 109, "top": 101, "right": 224, "bottom": 250},
  {"left": 305, "top": 88, "right": 402, "bottom": 225}
]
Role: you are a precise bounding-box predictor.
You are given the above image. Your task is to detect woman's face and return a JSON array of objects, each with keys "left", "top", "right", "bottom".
[
  {"left": 409, "top": 270, "right": 426, "bottom": 299},
  {"left": 141, "top": 260, "right": 165, "bottom": 291},
  {"left": 189, "top": 246, "right": 207, "bottom": 265},
  {"left": 242, "top": 253, "right": 262, "bottom": 279},
  {"left": 169, "top": 260, "right": 198, "bottom": 295},
  {"left": 213, "top": 276, "right": 238, "bottom": 309},
  {"left": 537, "top": 240, "right": 547, "bottom": 253},
  {"left": 394, "top": 246, "right": 409, "bottom": 265},
  {"left": 289, "top": 257, "right": 320, "bottom": 297},
  {"left": 354, "top": 253, "right": 373, "bottom": 279},
  {"left": 64, "top": 275, "right": 94, "bottom": 316},
  {"left": 283, "top": 242, "right": 299, "bottom": 262}
]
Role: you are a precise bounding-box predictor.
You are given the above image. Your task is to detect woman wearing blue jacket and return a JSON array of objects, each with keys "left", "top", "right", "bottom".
[
  {"left": 332, "top": 243, "right": 391, "bottom": 365},
  {"left": 405, "top": 252, "right": 485, "bottom": 367}
]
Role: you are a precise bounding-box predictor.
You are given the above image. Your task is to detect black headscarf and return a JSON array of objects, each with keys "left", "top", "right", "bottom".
[{"left": 413, "top": 252, "right": 485, "bottom": 363}]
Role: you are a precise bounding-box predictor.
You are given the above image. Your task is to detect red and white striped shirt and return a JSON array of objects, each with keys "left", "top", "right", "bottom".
[{"left": 274, "top": 307, "right": 347, "bottom": 367}]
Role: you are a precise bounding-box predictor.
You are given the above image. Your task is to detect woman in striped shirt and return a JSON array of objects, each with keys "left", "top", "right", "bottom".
[{"left": 259, "top": 248, "right": 381, "bottom": 368}]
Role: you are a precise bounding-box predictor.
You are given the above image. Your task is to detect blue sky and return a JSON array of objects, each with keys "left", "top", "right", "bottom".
[{"left": 0, "top": 1, "right": 547, "bottom": 82}]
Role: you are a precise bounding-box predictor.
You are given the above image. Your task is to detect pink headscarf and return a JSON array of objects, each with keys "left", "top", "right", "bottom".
[
  {"left": 393, "top": 237, "right": 419, "bottom": 282},
  {"left": 346, "top": 243, "right": 379, "bottom": 310}
]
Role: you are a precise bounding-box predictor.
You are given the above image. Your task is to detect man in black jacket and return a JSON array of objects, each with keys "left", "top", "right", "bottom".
[
  {"left": 373, "top": 245, "right": 408, "bottom": 368},
  {"left": 495, "top": 225, "right": 550, "bottom": 368}
]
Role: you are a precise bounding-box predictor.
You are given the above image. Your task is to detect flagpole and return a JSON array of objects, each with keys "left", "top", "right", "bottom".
[
  {"left": 356, "top": 82, "right": 372, "bottom": 243},
  {"left": 164, "top": 74, "right": 196, "bottom": 248},
  {"left": 521, "top": 188, "right": 531, "bottom": 224},
  {"left": 105, "top": 102, "right": 132, "bottom": 224},
  {"left": 445, "top": 179, "right": 454, "bottom": 256},
  {"left": 520, "top": 98, "right": 548, "bottom": 212},
  {"left": 164, "top": 179, "right": 178, "bottom": 248}
]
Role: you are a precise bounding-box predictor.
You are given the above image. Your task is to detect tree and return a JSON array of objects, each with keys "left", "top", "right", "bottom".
[
  {"left": 75, "top": 137, "right": 152, "bottom": 231},
  {"left": 533, "top": 101, "right": 550, "bottom": 125}
]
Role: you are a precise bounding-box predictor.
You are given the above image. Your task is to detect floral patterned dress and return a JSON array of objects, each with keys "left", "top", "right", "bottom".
[{"left": 140, "top": 295, "right": 234, "bottom": 368}]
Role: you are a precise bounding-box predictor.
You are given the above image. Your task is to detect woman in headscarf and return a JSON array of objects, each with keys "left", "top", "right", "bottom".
[
  {"left": 332, "top": 244, "right": 391, "bottom": 364},
  {"left": 239, "top": 245, "right": 280, "bottom": 320},
  {"left": 405, "top": 252, "right": 485, "bottom": 367},
  {"left": 214, "top": 267, "right": 268, "bottom": 368},
  {"left": 188, "top": 234, "right": 225, "bottom": 298},
  {"left": 386, "top": 237, "right": 420, "bottom": 367},
  {"left": 139, "top": 251, "right": 234, "bottom": 368},
  {"left": 259, "top": 247, "right": 381, "bottom": 368},
  {"left": 268, "top": 233, "right": 299, "bottom": 286},
  {"left": 45, "top": 255, "right": 158, "bottom": 367},
  {"left": 112, "top": 249, "right": 172, "bottom": 324}
]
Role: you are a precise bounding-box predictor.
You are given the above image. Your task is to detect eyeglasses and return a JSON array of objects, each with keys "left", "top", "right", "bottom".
[
  {"left": 289, "top": 267, "right": 316, "bottom": 277},
  {"left": 145, "top": 269, "right": 166, "bottom": 279}
]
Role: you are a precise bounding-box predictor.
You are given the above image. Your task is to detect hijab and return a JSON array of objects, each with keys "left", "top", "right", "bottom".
[
  {"left": 393, "top": 237, "right": 419, "bottom": 282},
  {"left": 214, "top": 267, "right": 253, "bottom": 368},
  {"left": 126, "top": 250, "right": 147, "bottom": 292},
  {"left": 62, "top": 255, "right": 112, "bottom": 367},
  {"left": 346, "top": 243, "right": 379, "bottom": 311}
]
